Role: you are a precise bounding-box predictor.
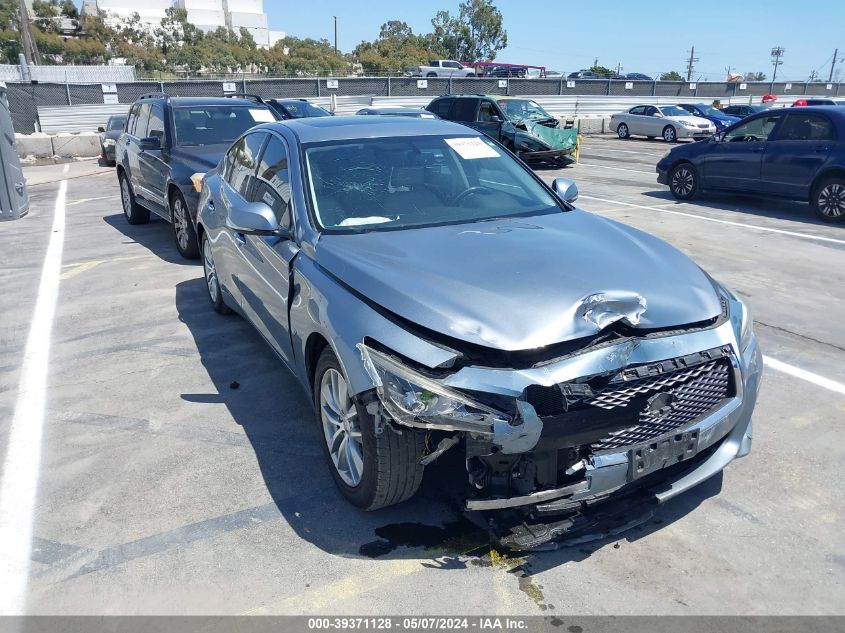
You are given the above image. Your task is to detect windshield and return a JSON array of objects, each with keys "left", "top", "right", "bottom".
[
  {"left": 280, "top": 101, "right": 331, "bottom": 118},
  {"left": 304, "top": 135, "right": 561, "bottom": 232},
  {"left": 660, "top": 106, "right": 691, "bottom": 117},
  {"left": 173, "top": 106, "right": 275, "bottom": 146},
  {"left": 692, "top": 104, "right": 722, "bottom": 117},
  {"left": 498, "top": 99, "right": 554, "bottom": 121},
  {"left": 107, "top": 116, "right": 126, "bottom": 131}
]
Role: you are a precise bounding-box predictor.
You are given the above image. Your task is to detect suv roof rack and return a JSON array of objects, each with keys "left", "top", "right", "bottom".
[
  {"left": 224, "top": 93, "right": 265, "bottom": 104},
  {"left": 138, "top": 92, "right": 170, "bottom": 101}
]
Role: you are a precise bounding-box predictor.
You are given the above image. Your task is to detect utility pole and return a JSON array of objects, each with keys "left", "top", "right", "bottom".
[
  {"left": 770, "top": 46, "right": 785, "bottom": 82},
  {"left": 616, "top": 62, "right": 623, "bottom": 76},
  {"left": 829, "top": 48, "right": 839, "bottom": 83},
  {"left": 809, "top": 69, "right": 818, "bottom": 82},
  {"left": 333, "top": 16, "right": 337, "bottom": 54},
  {"left": 16, "top": 0, "right": 40, "bottom": 65},
  {"left": 685, "top": 46, "right": 699, "bottom": 81}
]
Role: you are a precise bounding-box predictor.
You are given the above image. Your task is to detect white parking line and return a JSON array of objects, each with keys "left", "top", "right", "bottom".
[
  {"left": 764, "top": 356, "right": 845, "bottom": 396},
  {"left": 578, "top": 163, "right": 656, "bottom": 175},
  {"left": 582, "top": 147, "right": 666, "bottom": 156},
  {"left": 0, "top": 180, "right": 66, "bottom": 615},
  {"left": 580, "top": 195, "right": 845, "bottom": 246}
]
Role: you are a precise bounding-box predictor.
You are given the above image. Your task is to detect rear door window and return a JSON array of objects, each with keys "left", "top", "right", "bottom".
[
  {"left": 428, "top": 98, "right": 452, "bottom": 118},
  {"left": 777, "top": 114, "right": 835, "bottom": 141},
  {"left": 126, "top": 104, "right": 139, "bottom": 135},
  {"left": 147, "top": 103, "right": 165, "bottom": 142},
  {"left": 724, "top": 115, "right": 781, "bottom": 142},
  {"left": 629, "top": 106, "right": 647, "bottom": 115},
  {"left": 450, "top": 99, "right": 478, "bottom": 122},
  {"left": 225, "top": 132, "right": 268, "bottom": 199}
]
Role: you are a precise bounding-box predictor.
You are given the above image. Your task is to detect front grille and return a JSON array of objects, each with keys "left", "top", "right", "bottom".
[
  {"left": 590, "top": 361, "right": 731, "bottom": 451},
  {"left": 524, "top": 350, "right": 734, "bottom": 452},
  {"left": 697, "top": 123, "right": 710, "bottom": 128}
]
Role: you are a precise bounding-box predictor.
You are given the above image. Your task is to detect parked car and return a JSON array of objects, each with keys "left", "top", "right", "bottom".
[
  {"left": 610, "top": 104, "right": 716, "bottom": 142},
  {"left": 792, "top": 98, "right": 845, "bottom": 107},
  {"left": 116, "top": 93, "right": 278, "bottom": 258},
  {"left": 98, "top": 114, "right": 127, "bottom": 166},
  {"left": 426, "top": 95, "right": 576, "bottom": 166},
  {"left": 413, "top": 60, "right": 476, "bottom": 78},
  {"left": 622, "top": 72, "right": 653, "bottom": 81},
  {"left": 195, "top": 116, "right": 761, "bottom": 537},
  {"left": 677, "top": 103, "right": 742, "bottom": 132},
  {"left": 721, "top": 104, "right": 772, "bottom": 118},
  {"left": 484, "top": 65, "right": 527, "bottom": 78},
  {"left": 657, "top": 106, "right": 845, "bottom": 222},
  {"left": 356, "top": 107, "right": 437, "bottom": 118},
  {"left": 266, "top": 98, "right": 333, "bottom": 119},
  {"left": 567, "top": 70, "right": 603, "bottom": 79}
]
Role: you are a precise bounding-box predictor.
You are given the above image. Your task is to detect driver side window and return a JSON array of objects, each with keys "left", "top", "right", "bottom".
[
  {"left": 724, "top": 115, "right": 780, "bottom": 142},
  {"left": 477, "top": 101, "right": 497, "bottom": 122},
  {"left": 644, "top": 106, "right": 658, "bottom": 117}
]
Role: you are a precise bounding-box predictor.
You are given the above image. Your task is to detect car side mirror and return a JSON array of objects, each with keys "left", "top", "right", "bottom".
[
  {"left": 490, "top": 115, "right": 503, "bottom": 123},
  {"left": 551, "top": 178, "right": 578, "bottom": 204},
  {"left": 652, "top": 113, "right": 663, "bottom": 118},
  {"left": 139, "top": 136, "right": 161, "bottom": 151},
  {"left": 226, "top": 201, "right": 290, "bottom": 238},
  {"left": 97, "top": 126, "right": 105, "bottom": 133}
]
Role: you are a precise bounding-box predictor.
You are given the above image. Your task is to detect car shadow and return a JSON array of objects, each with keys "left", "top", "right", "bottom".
[
  {"left": 103, "top": 213, "right": 198, "bottom": 266},
  {"left": 640, "top": 189, "right": 831, "bottom": 227},
  {"left": 173, "top": 275, "right": 726, "bottom": 564}
]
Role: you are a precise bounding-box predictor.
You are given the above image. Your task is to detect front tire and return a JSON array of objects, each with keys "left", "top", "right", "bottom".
[
  {"left": 171, "top": 190, "right": 200, "bottom": 259},
  {"left": 426, "top": 72, "right": 437, "bottom": 78},
  {"left": 201, "top": 233, "right": 231, "bottom": 314},
  {"left": 813, "top": 177, "right": 845, "bottom": 223},
  {"left": 669, "top": 162, "right": 699, "bottom": 200},
  {"left": 314, "top": 348, "right": 425, "bottom": 510},
  {"left": 663, "top": 125, "right": 677, "bottom": 143},
  {"left": 119, "top": 172, "right": 149, "bottom": 225},
  {"left": 617, "top": 123, "right": 630, "bottom": 139}
]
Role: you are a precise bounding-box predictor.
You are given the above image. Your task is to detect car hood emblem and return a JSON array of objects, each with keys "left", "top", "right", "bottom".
[{"left": 645, "top": 392, "right": 676, "bottom": 419}]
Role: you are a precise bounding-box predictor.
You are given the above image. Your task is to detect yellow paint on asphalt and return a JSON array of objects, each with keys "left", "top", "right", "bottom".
[
  {"left": 66, "top": 196, "right": 119, "bottom": 207},
  {"left": 60, "top": 255, "right": 147, "bottom": 280}
]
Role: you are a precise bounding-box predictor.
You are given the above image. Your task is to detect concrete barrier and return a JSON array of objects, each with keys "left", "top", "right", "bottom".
[
  {"left": 49, "top": 133, "right": 101, "bottom": 158},
  {"left": 14, "top": 133, "right": 54, "bottom": 158}
]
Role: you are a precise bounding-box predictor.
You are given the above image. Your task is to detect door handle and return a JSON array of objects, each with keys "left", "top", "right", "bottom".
[{"left": 814, "top": 146, "right": 830, "bottom": 153}]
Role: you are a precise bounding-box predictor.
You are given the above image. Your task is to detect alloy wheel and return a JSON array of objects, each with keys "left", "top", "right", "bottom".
[
  {"left": 320, "top": 368, "right": 364, "bottom": 487},
  {"left": 818, "top": 183, "right": 845, "bottom": 218},
  {"left": 664, "top": 127, "right": 676, "bottom": 142},
  {"left": 202, "top": 237, "right": 219, "bottom": 303},
  {"left": 617, "top": 124, "right": 628, "bottom": 139},
  {"left": 173, "top": 197, "right": 190, "bottom": 252},
  {"left": 121, "top": 178, "right": 132, "bottom": 218},
  {"left": 671, "top": 166, "right": 695, "bottom": 197}
]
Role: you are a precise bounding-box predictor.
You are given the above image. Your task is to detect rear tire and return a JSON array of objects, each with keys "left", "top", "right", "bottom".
[
  {"left": 171, "top": 190, "right": 200, "bottom": 259},
  {"left": 663, "top": 125, "right": 677, "bottom": 143},
  {"left": 669, "top": 162, "right": 699, "bottom": 200},
  {"left": 119, "top": 172, "right": 149, "bottom": 225},
  {"left": 813, "top": 176, "right": 845, "bottom": 223},
  {"left": 617, "top": 123, "right": 630, "bottom": 139},
  {"left": 426, "top": 72, "right": 437, "bottom": 78},
  {"left": 314, "top": 348, "right": 425, "bottom": 510}
]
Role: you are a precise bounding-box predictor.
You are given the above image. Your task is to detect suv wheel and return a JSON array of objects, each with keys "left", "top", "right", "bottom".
[
  {"left": 669, "top": 163, "right": 699, "bottom": 200},
  {"left": 171, "top": 190, "right": 199, "bottom": 259},
  {"left": 314, "top": 347, "right": 425, "bottom": 510},
  {"left": 119, "top": 172, "right": 149, "bottom": 225},
  {"left": 813, "top": 177, "right": 845, "bottom": 223}
]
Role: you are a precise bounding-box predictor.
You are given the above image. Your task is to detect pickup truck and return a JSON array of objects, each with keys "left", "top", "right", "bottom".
[{"left": 412, "top": 60, "right": 476, "bottom": 78}]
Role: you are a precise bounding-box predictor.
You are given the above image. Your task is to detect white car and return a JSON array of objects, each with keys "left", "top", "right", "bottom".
[{"left": 609, "top": 104, "right": 716, "bottom": 142}]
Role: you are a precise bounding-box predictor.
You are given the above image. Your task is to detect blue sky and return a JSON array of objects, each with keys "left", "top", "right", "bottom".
[{"left": 265, "top": 0, "right": 844, "bottom": 81}]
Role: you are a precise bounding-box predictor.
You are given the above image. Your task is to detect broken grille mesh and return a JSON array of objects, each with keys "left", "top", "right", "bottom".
[{"left": 590, "top": 361, "right": 731, "bottom": 451}]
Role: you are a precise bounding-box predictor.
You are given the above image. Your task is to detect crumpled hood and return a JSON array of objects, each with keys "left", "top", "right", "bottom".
[
  {"left": 315, "top": 210, "right": 723, "bottom": 351},
  {"left": 169, "top": 144, "right": 228, "bottom": 172}
]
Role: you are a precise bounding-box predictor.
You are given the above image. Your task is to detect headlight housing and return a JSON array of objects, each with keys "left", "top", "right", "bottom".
[
  {"left": 358, "top": 343, "right": 511, "bottom": 433},
  {"left": 720, "top": 284, "right": 753, "bottom": 351}
]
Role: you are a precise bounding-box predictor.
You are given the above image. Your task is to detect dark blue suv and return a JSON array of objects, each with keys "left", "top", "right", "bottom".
[
  {"left": 116, "top": 93, "right": 277, "bottom": 257},
  {"left": 657, "top": 106, "right": 845, "bottom": 223}
]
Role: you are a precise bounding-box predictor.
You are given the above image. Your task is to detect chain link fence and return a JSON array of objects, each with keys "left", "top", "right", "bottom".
[{"left": 6, "top": 76, "right": 845, "bottom": 133}]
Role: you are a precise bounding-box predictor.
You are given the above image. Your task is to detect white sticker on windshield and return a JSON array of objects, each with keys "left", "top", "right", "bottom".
[
  {"left": 249, "top": 108, "right": 275, "bottom": 123},
  {"left": 338, "top": 216, "right": 393, "bottom": 227},
  {"left": 445, "top": 137, "right": 500, "bottom": 160}
]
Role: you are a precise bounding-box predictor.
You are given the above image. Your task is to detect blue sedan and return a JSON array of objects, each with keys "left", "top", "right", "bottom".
[
  {"left": 657, "top": 106, "right": 845, "bottom": 223},
  {"left": 678, "top": 103, "right": 741, "bottom": 131}
]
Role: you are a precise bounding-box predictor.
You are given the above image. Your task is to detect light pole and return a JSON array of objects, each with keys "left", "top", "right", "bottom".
[{"left": 333, "top": 16, "right": 337, "bottom": 54}]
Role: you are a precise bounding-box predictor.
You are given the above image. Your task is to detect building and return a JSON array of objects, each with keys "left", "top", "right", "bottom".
[
  {"left": 175, "top": 0, "right": 226, "bottom": 33},
  {"left": 93, "top": 0, "right": 173, "bottom": 30},
  {"left": 225, "top": 0, "right": 283, "bottom": 49}
]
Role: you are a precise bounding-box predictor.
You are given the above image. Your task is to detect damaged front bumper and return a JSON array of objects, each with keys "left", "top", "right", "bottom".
[{"left": 358, "top": 296, "right": 762, "bottom": 516}]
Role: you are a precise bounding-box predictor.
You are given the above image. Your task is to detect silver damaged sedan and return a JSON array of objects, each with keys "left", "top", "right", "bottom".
[{"left": 196, "top": 116, "right": 762, "bottom": 522}]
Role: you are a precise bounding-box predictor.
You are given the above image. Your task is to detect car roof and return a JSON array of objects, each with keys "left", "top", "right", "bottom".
[
  {"left": 363, "top": 107, "right": 430, "bottom": 114},
  {"left": 255, "top": 115, "right": 480, "bottom": 144},
  {"left": 153, "top": 96, "right": 270, "bottom": 108}
]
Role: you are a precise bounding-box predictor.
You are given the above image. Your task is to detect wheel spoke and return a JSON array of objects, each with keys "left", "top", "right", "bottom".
[{"left": 346, "top": 440, "right": 363, "bottom": 483}]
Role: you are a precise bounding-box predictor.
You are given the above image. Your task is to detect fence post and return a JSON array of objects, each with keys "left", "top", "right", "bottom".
[
  {"left": 160, "top": 81, "right": 165, "bottom": 93},
  {"left": 316, "top": 79, "right": 321, "bottom": 97},
  {"left": 65, "top": 72, "right": 71, "bottom": 105},
  {"left": 387, "top": 76, "right": 391, "bottom": 96},
  {"left": 243, "top": 75, "right": 247, "bottom": 93},
  {"left": 448, "top": 76, "right": 452, "bottom": 95},
  {"left": 606, "top": 78, "right": 611, "bottom": 95},
  {"left": 559, "top": 77, "right": 563, "bottom": 95},
  {"left": 652, "top": 80, "right": 657, "bottom": 96},
  {"left": 506, "top": 78, "right": 509, "bottom": 96}
]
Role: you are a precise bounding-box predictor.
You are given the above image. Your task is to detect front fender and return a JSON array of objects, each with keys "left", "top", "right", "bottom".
[{"left": 289, "top": 255, "right": 459, "bottom": 397}]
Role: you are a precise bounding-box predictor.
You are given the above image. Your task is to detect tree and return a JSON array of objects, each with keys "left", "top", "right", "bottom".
[
  {"left": 744, "top": 71, "right": 766, "bottom": 81},
  {"left": 428, "top": 0, "right": 507, "bottom": 62},
  {"left": 589, "top": 65, "right": 613, "bottom": 77},
  {"left": 353, "top": 20, "right": 440, "bottom": 74},
  {"left": 660, "top": 71, "right": 684, "bottom": 81}
]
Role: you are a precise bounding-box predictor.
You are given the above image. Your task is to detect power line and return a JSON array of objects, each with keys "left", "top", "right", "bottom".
[{"left": 770, "top": 46, "right": 785, "bottom": 82}]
